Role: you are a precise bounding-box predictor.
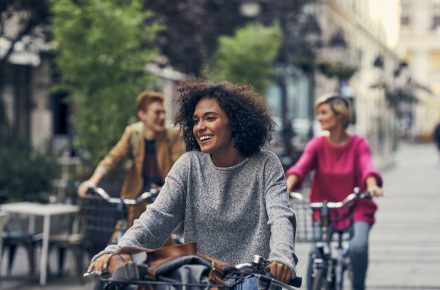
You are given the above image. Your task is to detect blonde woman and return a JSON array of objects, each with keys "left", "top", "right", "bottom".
[{"left": 286, "top": 93, "right": 383, "bottom": 290}]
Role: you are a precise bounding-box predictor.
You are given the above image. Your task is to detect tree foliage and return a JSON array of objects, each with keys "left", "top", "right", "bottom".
[
  {"left": 145, "top": 0, "right": 310, "bottom": 77},
  {"left": 0, "top": 135, "right": 59, "bottom": 202},
  {"left": 145, "top": 0, "right": 248, "bottom": 76},
  {"left": 51, "top": 0, "right": 160, "bottom": 170},
  {"left": 0, "top": 0, "right": 51, "bottom": 64},
  {"left": 205, "top": 23, "right": 282, "bottom": 93}
]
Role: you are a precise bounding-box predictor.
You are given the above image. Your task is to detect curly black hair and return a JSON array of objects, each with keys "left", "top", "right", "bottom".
[{"left": 174, "top": 80, "right": 276, "bottom": 157}]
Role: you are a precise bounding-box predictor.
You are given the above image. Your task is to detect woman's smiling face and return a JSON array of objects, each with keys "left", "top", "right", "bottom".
[
  {"left": 316, "top": 103, "right": 342, "bottom": 131},
  {"left": 192, "top": 97, "right": 235, "bottom": 158}
]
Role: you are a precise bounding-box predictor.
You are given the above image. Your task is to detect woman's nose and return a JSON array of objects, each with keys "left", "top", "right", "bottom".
[{"left": 195, "top": 120, "right": 206, "bottom": 131}]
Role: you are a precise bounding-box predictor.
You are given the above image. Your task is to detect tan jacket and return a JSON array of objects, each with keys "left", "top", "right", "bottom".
[{"left": 97, "top": 122, "right": 185, "bottom": 225}]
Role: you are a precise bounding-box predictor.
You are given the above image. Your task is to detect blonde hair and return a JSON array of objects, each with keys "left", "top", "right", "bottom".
[{"left": 315, "top": 93, "right": 352, "bottom": 128}]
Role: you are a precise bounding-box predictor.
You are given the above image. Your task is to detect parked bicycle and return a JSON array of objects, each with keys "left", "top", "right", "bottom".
[{"left": 290, "top": 187, "right": 371, "bottom": 290}]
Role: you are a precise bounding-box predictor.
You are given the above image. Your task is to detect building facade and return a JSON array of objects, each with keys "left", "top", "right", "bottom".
[
  {"left": 313, "top": 0, "right": 403, "bottom": 167},
  {"left": 398, "top": 0, "right": 440, "bottom": 140}
]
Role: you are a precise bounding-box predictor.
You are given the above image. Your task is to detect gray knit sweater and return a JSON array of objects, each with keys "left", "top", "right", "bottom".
[{"left": 97, "top": 150, "right": 297, "bottom": 273}]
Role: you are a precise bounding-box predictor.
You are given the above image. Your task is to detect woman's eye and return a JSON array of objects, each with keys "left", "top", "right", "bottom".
[
  {"left": 207, "top": 116, "right": 216, "bottom": 121},
  {"left": 193, "top": 119, "right": 199, "bottom": 125}
]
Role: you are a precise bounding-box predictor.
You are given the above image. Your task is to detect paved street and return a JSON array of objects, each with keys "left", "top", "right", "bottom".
[{"left": 1, "top": 142, "right": 440, "bottom": 289}]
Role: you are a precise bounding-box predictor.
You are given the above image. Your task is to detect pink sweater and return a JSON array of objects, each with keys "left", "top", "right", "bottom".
[{"left": 286, "top": 135, "right": 382, "bottom": 225}]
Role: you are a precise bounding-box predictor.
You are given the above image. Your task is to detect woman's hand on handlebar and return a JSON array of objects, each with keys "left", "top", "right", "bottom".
[
  {"left": 87, "top": 253, "right": 112, "bottom": 275},
  {"left": 286, "top": 175, "right": 298, "bottom": 192},
  {"left": 367, "top": 184, "right": 383, "bottom": 197},
  {"left": 267, "top": 261, "right": 294, "bottom": 284},
  {"left": 87, "top": 253, "right": 132, "bottom": 275},
  {"left": 366, "top": 176, "right": 383, "bottom": 197},
  {"left": 77, "top": 180, "right": 97, "bottom": 197}
]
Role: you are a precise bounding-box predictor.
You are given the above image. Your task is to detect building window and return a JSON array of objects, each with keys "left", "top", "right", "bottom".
[
  {"left": 405, "top": 49, "right": 413, "bottom": 64},
  {"left": 52, "top": 92, "right": 69, "bottom": 135},
  {"left": 430, "top": 50, "right": 440, "bottom": 70},
  {"left": 400, "top": 2, "right": 411, "bottom": 27},
  {"left": 432, "top": 3, "right": 440, "bottom": 30}
]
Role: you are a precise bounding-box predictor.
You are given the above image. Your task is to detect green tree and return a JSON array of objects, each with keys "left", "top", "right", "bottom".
[
  {"left": 205, "top": 23, "right": 282, "bottom": 92},
  {"left": 51, "top": 0, "right": 160, "bottom": 170},
  {"left": 0, "top": 136, "right": 59, "bottom": 202}
]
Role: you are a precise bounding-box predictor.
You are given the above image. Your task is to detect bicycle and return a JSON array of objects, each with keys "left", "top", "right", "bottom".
[
  {"left": 290, "top": 187, "right": 371, "bottom": 290},
  {"left": 86, "top": 253, "right": 302, "bottom": 290}
]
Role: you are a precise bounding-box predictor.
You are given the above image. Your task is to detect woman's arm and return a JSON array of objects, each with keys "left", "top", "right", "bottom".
[
  {"left": 86, "top": 153, "right": 190, "bottom": 273},
  {"left": 286, "top": 174, "right": 299, "bottom": 192},
  {"left": 285, "top": 138, "right": 319, "bottom": 190},
  {"left": 358, "top": 138, "right": 383, "bottom": 194},
  {"left": 264, "top": 153, "right": 298, "bottom": 279}
]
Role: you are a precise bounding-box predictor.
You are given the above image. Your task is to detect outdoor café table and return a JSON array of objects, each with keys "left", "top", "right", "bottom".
[{"left": 0, "top": 202, "right": 79, "bottom": 286}]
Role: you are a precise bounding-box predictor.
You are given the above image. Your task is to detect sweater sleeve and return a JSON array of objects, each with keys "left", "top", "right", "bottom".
[
  {"left": 285, "top": 137, "right": 319, "bottom": 188},
  {"left": 91, "top": 153, "right": 189, "bottom": 261},
  {"left": 264, "top": 153, "right": 298, "bottom": 274},
  {"left": 358, "top": 138, "right": 383, "bottom": 188}
]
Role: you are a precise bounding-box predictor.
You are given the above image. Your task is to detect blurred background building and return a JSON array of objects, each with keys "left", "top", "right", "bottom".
[
  {"left": 2, "top": 0, "right": 438, "bottom": 194},
  {"left": 398, "top": 0, "right": 440, "bottom": 141},
  {"left": 268, "top": 0, "right": 403, "bottom": 168}
]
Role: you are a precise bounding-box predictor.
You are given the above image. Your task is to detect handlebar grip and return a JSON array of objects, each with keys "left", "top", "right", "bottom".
[
  {"left": 289, "top": 276, "right": 302, "bottom": 288},
  {"left": 85, "top": 187, "right": 96, "bottom": 196}
]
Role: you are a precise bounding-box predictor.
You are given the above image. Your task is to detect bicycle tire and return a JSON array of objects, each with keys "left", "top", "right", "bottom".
[
  {"left": 334, "top": 260, "right": 353, "bottom": 290},
  {"left": 312, "top": 268, "right": 331, "bottom": 290},
  {"left": 342, "top": 261, "right": 354, "bottom": 290}
]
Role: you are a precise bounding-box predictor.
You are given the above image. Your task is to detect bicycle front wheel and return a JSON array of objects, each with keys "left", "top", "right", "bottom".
[
  {"left": 312, "top": 268, "right": 331, "bottom": 290},
  {"left": 342, "top": 261, "right": 354, "bottom": 290}
]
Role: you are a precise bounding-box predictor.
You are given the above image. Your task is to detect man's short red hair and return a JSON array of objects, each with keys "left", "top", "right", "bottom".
[{"left": 135, "top": 91, "right": 164, "bottom": 112}]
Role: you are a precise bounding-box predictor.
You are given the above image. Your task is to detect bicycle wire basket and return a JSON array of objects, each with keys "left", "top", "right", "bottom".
[
  {"left": 99, "top": 278, "right": 228, "bottom": 290},
  {"left": 290, "top": 193, "right": 357, "bottom": 243},
  {"left": 80, "top": 195, "right": 122, "bottom": 254},
  {"left": 290, "top": 194, "right": 313, "bottom": 243}
]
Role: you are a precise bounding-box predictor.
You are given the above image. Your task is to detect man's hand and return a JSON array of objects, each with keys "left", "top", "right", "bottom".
[
  {"left": 267, "top": 261, "right": 294, "bottom": 284},
  {"left": 77, "top": 180, "right": 97, "bottom": 197}
]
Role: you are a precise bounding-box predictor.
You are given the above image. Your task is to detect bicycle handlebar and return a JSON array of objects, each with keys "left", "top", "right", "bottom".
[
  {"left": 235, "top": 255, "right": 302, "bottom": 289},
  {"left": 289, "top": 187, "right": 372, "bottom": 209},
  {"left": 86, "top": 187, "right": 159, "bottom": 205}
]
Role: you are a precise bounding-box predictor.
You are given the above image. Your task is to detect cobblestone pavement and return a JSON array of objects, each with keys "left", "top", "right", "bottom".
[{"left": 1, "top": 142, "right": 440, "bottom": 289}]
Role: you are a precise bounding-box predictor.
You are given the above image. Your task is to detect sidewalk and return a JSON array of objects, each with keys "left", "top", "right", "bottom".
[
  {"left": 368, "top": 142, "right": 440, "bottom": 288},
  {"left": 2, "top": 142, "right": 440, "bottom": 289}
]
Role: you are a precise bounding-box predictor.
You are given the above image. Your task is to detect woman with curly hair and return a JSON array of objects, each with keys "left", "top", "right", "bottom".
[{"left": 87, "top": 81, "right": 298, "bottom": 284}]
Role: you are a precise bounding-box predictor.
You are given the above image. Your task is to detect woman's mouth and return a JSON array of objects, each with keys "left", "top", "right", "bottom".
[{"left": 199, "top": 135, "right": 213, "bottom": 143}]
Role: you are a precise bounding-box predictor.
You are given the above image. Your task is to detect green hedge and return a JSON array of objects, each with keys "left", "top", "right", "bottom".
[{"left": 0, "top": 137, "right": 59, "bottom": 202}]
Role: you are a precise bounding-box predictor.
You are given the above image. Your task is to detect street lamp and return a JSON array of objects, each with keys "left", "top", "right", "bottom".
[
  {"left": 301, "top": 14, "right": 322, "bottom": 139},
  {"left": 239, "top": 0, "right": 262, "bottom": 18}
]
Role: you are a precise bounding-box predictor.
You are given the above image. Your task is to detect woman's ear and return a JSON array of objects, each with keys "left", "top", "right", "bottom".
[{"left": 336, "top": 113, "right": 344, "bottom": 123}]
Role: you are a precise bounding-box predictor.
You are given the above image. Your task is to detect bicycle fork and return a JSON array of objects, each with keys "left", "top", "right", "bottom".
[{"left": 334, "top": 238, "right": 350, "bottom": 290}]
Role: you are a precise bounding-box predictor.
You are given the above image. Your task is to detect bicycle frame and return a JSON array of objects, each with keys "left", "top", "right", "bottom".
[{"left": 291, "top": 188, "right": 370, "bottom": 290}]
